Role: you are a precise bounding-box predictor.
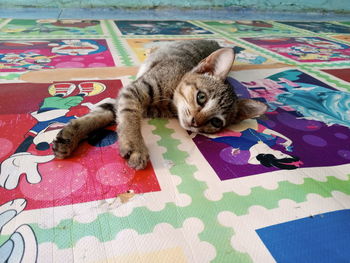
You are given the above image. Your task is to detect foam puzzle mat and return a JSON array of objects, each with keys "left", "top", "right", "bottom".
[{"left": 0, "top": 19, "right": 350, "bottom": 262}]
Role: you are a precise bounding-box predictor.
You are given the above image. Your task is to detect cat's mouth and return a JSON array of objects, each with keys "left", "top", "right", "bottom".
[
  {"left": 187, "top": 127, "right": 199, "bottom": 133},
  {"left": 179, "top": 119, "right": 199, "bottom": 133}
]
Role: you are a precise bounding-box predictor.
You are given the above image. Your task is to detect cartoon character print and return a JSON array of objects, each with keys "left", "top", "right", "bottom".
[
  {"left": 243, "top": 70, "right": 350, "bottom": 128},
  {"left": 192, "top": 72, "right": 350, "bottom": 180},
  {"left": 115, "top": 21, "right": 212, "bottom": 35},
  {"left": 232, "top": 46, "right": 268, "bottom": 64},
  {"left": 0, "top": 19, "right": 100, "bottom": 35},
  {"left": 203, "top": 20, "right": 293, "bottom": 34},
  {"left": 233, "top": 21, "right": 282, "bottom": 33},
  {"left": 279, "top": 22, "right": 350, "bottom": 33},
  {"left": 0, "top": 39, "right": 112, "bottom": 72},
  {"left": 200, "top": 118, "right": 301, "bottom": 170},
  {"left": 235, "top": 21, "right": 274, "bottom": 28},
  {"left": 243, "top": 36, "right": 350, "bottom": 62},
  {"left": 0, "top": 22, "right": 56, "bottom": 34},
  {"left": 0, "top": 82, "right": 112, "bottom": 190},
  {"left": 241, "top": 78, "right": 295, "bottom": 111},
  {"left": 271, "top": 44, "right": 350, "bottom": 61},
  {"left": 50, "top": 20, "right": 100, "bottom": 29},
  {"left": 236, "top": 51, "right": 267, "bottom": 64},
  {"left": 0, "top": 199, "right": 38, "bottom": 263},
  {"left": 0, "top": 52, "right": 56, "bottom": 70},
  {"left": 49, "top": 39, "right": 106, "bottom": 56},
  {"left": 295, "top": 37, "right": 347, "bottom": 49},
  {"left": 141, "top": 39, "right": 268, "bottom": 65}
]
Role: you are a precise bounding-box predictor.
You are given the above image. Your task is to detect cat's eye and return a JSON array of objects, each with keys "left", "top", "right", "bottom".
[
  {"left": 196, "top": 91, "right": 207, "bottom": 106},
  {"left": 210, "top": 117, "right": 223, "bottom": 128}
]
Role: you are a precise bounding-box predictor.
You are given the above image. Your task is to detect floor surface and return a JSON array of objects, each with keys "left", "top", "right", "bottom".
[{"left": 0, "top": 18, "right": 350, "bottom": 263}]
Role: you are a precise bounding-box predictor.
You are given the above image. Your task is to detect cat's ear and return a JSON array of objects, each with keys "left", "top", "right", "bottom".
[
  {"left": 235, "top": 99, "right": 268, "bottom": 122},
  {"left": 192, "top": 48, "right": 235, "bottom": 80}
]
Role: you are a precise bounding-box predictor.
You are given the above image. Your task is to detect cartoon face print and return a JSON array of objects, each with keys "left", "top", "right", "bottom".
[{"left": 49, "top": 40, "right": 106, "bottom": 55}]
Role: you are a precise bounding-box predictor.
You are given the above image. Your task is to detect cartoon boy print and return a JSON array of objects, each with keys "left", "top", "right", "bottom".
[
  {"left": 0, "top": 82, "right": 111, "bottom": 190},
  {"left": 201, "top": 118, "right": 302, "bottom": 170},
  {"left": 0, "top": 199, "right": 37, "bottom": 263}
]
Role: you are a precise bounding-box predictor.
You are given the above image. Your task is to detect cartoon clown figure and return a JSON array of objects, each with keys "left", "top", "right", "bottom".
[{"left": 0, "top": 81, "right": 112, "bottom": 190}]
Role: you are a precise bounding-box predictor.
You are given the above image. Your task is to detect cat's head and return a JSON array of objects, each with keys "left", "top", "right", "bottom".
[{"left": 174, "top": 47, "right": 267, "bottom": 133}]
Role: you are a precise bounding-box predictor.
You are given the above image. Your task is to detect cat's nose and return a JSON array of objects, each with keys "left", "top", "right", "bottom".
[{"left": 191, "top": 118, "right": 199, "bottom": 128}]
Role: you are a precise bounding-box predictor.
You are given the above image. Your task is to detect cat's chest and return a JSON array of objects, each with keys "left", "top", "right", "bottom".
[{"left": 145, "top": 100, "right": 177, "bottom": 118}]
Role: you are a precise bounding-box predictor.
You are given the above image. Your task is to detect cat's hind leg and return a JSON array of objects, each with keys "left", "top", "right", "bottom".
[{"left": 52, "top": 103, "right": 116, "bottom": 159}]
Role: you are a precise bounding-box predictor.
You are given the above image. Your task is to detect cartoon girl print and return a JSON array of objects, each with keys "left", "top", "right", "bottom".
[
  {"left": 241, "top": 78, "right": 295, "bottom": 112},
  {"left": 201, "top": 118, "right": 302, "bottom": 170},
  {"left": 0, "top": 199, "right": 37, "bottom": 263},
  {"left": 0, "top": 82, "right": 113, "bottom": 190},
  {"left": 242, "top": 70, "right": 350, "bottom": 129}
]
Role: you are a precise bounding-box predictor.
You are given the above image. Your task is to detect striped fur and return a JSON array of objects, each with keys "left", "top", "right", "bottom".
[{"left": 53, "top": 40, "right": 267, "bottom": 170}]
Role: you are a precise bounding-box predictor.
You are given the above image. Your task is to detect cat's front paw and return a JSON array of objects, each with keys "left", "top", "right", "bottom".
[
  {"left": 52, "top": 125, "right": 80, "bottom": 159},
  {"left": 118, "top": 139, "right": 149, "bottom": 170}
]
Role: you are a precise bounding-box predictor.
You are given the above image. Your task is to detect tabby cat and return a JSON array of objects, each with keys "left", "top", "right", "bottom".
[{"left": 52, "top": 40, "right": 267, "bottom": 169}]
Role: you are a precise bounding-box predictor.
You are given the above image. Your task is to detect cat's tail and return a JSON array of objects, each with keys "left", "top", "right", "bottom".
[{"left": 52, "top": 101, "right": 116, "bottom": 159}]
